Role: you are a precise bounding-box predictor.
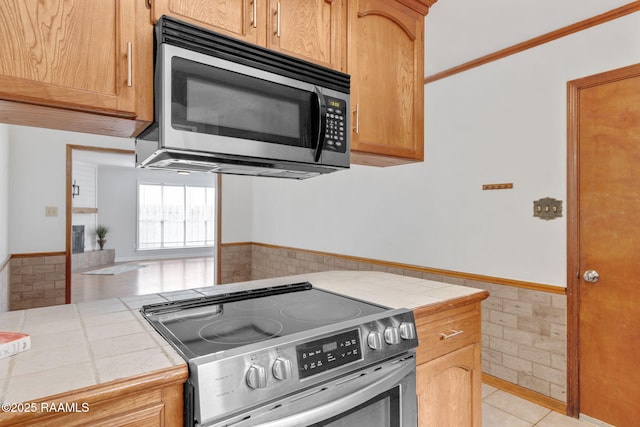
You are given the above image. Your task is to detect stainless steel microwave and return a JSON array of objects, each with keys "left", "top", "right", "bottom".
[{"left": 136, "top": 16, "right": 350, "bottom": 179}]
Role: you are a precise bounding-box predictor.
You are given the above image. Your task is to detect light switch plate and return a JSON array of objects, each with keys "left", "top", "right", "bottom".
[
  {"left": 45, "top": 206, "right": 58, "bottom": 217},
  {"left": 533, "top": 198, "right": 562, "bottom": 220}
]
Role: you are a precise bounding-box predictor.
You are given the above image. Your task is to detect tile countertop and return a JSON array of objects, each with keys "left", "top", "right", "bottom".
[{"left": 0, "top": 270, "right": 486, "bottom": 405}]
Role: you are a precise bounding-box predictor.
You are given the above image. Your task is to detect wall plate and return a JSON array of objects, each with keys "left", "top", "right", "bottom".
[{"left": 533, "top": 197, "right": 562, "bottom": 220}]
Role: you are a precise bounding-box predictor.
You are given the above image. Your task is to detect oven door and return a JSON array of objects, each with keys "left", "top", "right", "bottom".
[{"left": 208, "top": 354, "right": 416, "bottom": 427}]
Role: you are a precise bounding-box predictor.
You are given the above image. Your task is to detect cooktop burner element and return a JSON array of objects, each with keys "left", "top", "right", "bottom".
[
  {"left": 142, "top": 282, "right": 385, "bottom": 358},
  {"left": 279, "top": 300, "right": 362, "bottom": 323},
  {"left": 199, "top": 317, "right": 284, "bottom": 345}
]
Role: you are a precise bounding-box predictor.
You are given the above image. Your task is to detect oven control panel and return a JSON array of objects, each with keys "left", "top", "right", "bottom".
[{"left": 295, "top": 329, "right": 361, "bottom": 379}]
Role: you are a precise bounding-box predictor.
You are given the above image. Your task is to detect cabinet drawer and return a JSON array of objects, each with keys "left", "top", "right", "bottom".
[{"left": 415, "top": 303, "right": 481, "bottom": 365}]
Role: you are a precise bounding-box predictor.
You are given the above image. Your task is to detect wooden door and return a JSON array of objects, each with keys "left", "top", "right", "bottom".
[
  {"left": 0, "top": 0, "right": 137, "bottom": 116},
  {"left": 348, "top": 0, "right": 424, "bottom": 163},
  {"left": 567, "top": 64, "right": 640, "bottom": 425},
  {"left": 266, "top": 0, "right": 344, "bottom": 71},
  {"left": 151, "top": 0, "right": 265, "bottom": 46}
]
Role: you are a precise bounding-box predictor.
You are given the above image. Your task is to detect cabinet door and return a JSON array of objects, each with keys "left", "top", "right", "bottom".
[
  {"left": 152, "top": 0, "right": 265, "bottom": 46},
  {"left": 0, "top": 0, "right": 137, "bottom": 117},
  {"left": 348, "top": 0, "right": 425, "bottom": 165},
  {"left": 266, "top": 0, "right": 344, "bottom": 71},
  {"left": 416, "top": 344, "right": 482, "bottom": 427}
]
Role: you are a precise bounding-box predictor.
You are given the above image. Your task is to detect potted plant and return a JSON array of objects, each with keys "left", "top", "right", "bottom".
[{"left": 96, "top": 224, "right": 109, "bottom": 250}]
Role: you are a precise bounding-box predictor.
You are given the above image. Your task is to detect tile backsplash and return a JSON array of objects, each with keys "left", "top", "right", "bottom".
[
  {"left": 220, "top": 242, "right": 567, "bottom": 403},
  {"left": 9, "top": 254, "right": 66, "bottom": 310}
]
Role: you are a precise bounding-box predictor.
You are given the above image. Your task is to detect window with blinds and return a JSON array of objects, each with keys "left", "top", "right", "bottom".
[{"left": 138, "top": 184, "right": 215, "bottom": 249}]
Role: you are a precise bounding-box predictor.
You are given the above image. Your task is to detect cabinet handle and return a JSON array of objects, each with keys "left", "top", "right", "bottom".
[
  {"left": 353, "top": 104, "right": 360, "bottom": 134},
  {"left": 251, "top": 0, "right": 257, "bottom": 28},
  {"left": 127, "top": 42, "right": 132, "bottom": 87},
  {"left": 276, "top": 1, "right": 281, "bottom": 37},
  {"left": 440, "top": 329, "right": 464, "bottom": 340}
]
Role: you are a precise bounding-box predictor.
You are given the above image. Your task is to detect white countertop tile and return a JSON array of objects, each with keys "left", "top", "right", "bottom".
[
  {"left": 95, "top": 347, "right": 175, "bottom": 383},
  {"left": 84, "top": 319, "right": 145, "bottom": 341},
  {"left": 90, "top": 331, "right": 161, "bottom": 360},
  {"left": 29, "top": 329, "right": 86, "bottom": 352},
  {"left": 11, "top": 343, "right": 91, "bottom": 377},
  {"left": 0, "top": 270, "right": 486, "bottom": 404},
  {"left": 5, "top": 362, "right": 96, "bottom": 403}
]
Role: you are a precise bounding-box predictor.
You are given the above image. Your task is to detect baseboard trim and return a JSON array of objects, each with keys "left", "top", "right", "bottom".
[
  {"left": 222, "top": 241, "right": 566, "bottom": 294},
  {"left": 483, "top": 373, "right": 567, "bottom": 414}
]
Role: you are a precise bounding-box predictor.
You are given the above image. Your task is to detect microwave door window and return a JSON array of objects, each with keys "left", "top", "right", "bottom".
[
  {"left": 186, "top": 79, "right": 301, "bottom": 140},
  {"left": 171, "top": 57, "right": 315, "bottom": 149}
]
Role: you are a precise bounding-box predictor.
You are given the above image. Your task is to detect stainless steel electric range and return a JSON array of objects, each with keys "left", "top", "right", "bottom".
[{"left": 141, "top": 282, "right": 419, "bottom": 427}]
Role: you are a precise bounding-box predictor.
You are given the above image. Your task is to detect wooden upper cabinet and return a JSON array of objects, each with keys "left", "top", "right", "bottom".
[
  {"left": 348, "top": 0, "right": 426, "bottom": 166},
  {"left": 0, "top": 0, "right": 153, "bottom": 137},
  {"left": 151, "top": 0, "right": 345, "bottom": 71},
  {"left": 265, "top": 0, "right": 344, "bottom": 70},
  {"left": 151, "top": 0, "right": 264, "bottom": 46}
]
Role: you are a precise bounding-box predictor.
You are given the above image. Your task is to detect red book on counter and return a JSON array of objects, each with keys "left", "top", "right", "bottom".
[{"left": 0, "top": 332, "right": 31, "bottom": 359}]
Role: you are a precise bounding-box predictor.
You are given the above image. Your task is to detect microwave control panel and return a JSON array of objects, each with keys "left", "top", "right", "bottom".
[{"left": 324, "top": 97, "right": 347, "bottom": 153}]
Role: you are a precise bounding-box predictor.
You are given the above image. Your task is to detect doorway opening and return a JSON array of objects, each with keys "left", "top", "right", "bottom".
[{"left": 65, "top": 145, "right": 222, "bottom": 303}]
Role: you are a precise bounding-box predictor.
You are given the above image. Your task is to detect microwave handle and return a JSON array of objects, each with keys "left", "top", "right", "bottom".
[{"left": 313, "top": 87, "right": 327, "bottom": 162}]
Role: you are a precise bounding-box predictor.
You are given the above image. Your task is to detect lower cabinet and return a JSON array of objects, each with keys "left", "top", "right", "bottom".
[
  {"left": 0, "top": 366, "right": 187, "bottom": 427},
  {"left": 414, "top": 297, "right": 486, "bottom": 427},
  {"left": 417, "top": 343, "right": 482, "bottom": 427}
]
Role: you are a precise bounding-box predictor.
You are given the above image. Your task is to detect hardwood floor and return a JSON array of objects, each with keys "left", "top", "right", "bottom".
[{"left": 71, "top": 256, "right": 215, "bottom": 303}]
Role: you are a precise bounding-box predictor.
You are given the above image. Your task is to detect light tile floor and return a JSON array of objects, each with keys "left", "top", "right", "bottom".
[{"left": 482, "top": 384, "right": 596, "bottom": 427}]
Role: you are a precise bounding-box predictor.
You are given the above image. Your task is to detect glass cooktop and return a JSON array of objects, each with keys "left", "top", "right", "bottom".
[{"left": 141, "top": 282, "right": 388, "bottom": 359}]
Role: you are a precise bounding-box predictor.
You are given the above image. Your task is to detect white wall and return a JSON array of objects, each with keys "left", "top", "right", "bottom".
[
  {"left": 97, "top": 165, "right": 218, "bottom": 261},
  {"left": 247, "top": 13, "right": 640, "bottom": 287},
  {"left": 0, "top": 124, "right": 9, "bottom": 311},
  {"left": 7, "top": 125, "right": 252, "bottom": 257},
  {"left": 7, "top": 126, "right": 132, "bottom": 253},
  {"left": 220, "top": 175, "right": 253, "bottom": 243}
]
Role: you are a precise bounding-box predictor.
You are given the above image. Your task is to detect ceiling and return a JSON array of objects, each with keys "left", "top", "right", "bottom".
[{"left": 424, "top": 0, "right": 634, "bottom": 76}]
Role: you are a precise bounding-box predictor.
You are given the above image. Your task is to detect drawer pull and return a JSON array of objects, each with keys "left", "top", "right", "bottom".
[{"left": 440, "top": 329, "right": 464, "bottom": 340}]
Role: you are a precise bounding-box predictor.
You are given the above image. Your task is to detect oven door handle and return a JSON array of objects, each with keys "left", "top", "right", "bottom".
[{"left": 254, "top": 356, "right": 415, "bottom": 427}]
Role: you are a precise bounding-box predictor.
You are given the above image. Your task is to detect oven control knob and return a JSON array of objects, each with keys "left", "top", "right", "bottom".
[
  {"left": 272, "top": 357, "right": 292, "bottom": 381},
  {"left": 246, "top": 364, "right": 267, "bottom": 389},
  {"left": 367, "top": 331, "right": 384, "bottom": 350},
  {"left": 399, "top": 322, "right": 416, "bottom": 340},
  {"left": 384, "top": 327, "right": 401, "bottom": 345}
]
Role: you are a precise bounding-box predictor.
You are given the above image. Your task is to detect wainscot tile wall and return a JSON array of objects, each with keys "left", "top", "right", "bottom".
[
  {"left": 9, "top": 254, "right": 66, "bottom": 310},
  {"left": 220, "top": 243, "right": 567, "bottom": 405},
  {"left": 71, "top": 249, "right": 115, "bottom": 272}
]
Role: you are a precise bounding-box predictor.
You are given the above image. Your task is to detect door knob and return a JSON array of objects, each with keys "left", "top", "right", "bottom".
[{"left": 583, "top": 270, "right": 600, "bottom": 283}]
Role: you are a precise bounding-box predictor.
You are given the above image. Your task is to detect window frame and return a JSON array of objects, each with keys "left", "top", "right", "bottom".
[{"left": 137, "top": 182, "right": 216, "bottom": 251}]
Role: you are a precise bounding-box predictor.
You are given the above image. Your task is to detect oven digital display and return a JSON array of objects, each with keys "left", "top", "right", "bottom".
[{"left": 296, "top": 329, "right": 361, "bottom": 379}]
